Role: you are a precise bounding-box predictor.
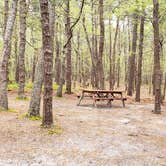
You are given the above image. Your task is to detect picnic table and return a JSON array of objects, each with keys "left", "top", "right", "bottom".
[{"left": 77, "top": 89, "right": 127, "bottom": 107}]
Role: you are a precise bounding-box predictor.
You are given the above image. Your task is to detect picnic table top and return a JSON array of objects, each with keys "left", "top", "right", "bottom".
[{"left": 81, "top": 89, "right": 124, "bottom": 94}]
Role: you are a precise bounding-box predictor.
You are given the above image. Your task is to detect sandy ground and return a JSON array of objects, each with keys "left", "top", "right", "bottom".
[{"left": 0, "top": 93, "right": 166, "bottom": 166}]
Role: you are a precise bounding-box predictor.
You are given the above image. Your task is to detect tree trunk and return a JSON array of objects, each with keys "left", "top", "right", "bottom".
[
  {"left": 40, "top": 0, "right": 53, "bottom": 127},
  {"left": 65, "top": 0, "right": 72, "bottom": 94},
  {"left": 82, "top": 16, "right": 98, "bottom": 88},
  {"left": 109, "top": 18, "right": 113, "bottom": 90},
  {"left": 98, "top": 0, "right": 105, "bottom": 89},
  {"left": 162, "top": 73, "right": 166, "bottom": 101},
  {"left": 0, "top": 0, "right": 18, "bottom": 110},
  {"left": 54, "top": 23, "right": 61, "bottom": 85},
  {"left": 127, "top": 14, "right": 138, "bottom": 96},
  {"left": 56, "top": 57, "right": 65, "bottom": 97},
  {"left": 117, "top": 28, "right": 121, "bottom": 88},
  {"left": 28, "top": 51, "right": 43, "bottom": 116},
  {"left": 14, "top": 19, "right": 19, "bottom": 83},
  {"left": 3, "top": 0, "right": 9, "bottom": 38},
  {"left": 112, "top": 17, "right": 119, "bottom": 89},
  {"left": 135, "top": 15, "right": 145, "bottom": 102},
  {"left": 18, "top": 0, "right": 27, "bottom": 98},
  {"left": 153, "top": 0, "right": 161, "bottom": 114}
]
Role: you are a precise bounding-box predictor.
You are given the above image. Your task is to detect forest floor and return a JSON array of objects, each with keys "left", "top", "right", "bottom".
[{"left": 0, "top": 92, "right": 166, "bottom": 166}]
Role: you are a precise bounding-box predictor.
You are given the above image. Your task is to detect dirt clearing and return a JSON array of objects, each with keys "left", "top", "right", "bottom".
[{"left": 0, "top": 93, "right": 166, "bottom": 166}]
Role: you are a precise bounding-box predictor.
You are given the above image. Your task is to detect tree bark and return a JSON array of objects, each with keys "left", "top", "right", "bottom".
[
  {"left": 3, "top": 0, "right": 9, "bottom": 38},
  {"left": 54, "top": 23, "right": 61, "bottom": 85},
  {"left": 0, "top": 0, "right": 18, "bottom": 110},
  {"left": 28, "top": 51, "right": 43, "bottom": 116},
  {"left": 117, "top": 28, "right": 121, "bottom": 88},
  {"left": 65, "top": 0, "right": 72, "bottom": 94},
  {"left": 18, "top": 0, "right": 27, "bottom": 98},
  {"left": 40, "top": 0, "right": 53, "bottom": 127},
  {"left": 109, "top": 18, "right": 113, "bottom": 90},
  {"left": 127, "top": 14, "right": 138, "bottom": 96},
  {"left": 112, "top": 17, "right": 119, "bottom": 89},
  {"left": 153, "top": 0, "right": 161, "bottom": 114},
  {"left": 56, "top": 57, "right": 65, "bottom": 97},
  {"left": 135, "top": 15, "right": 145, "bottom": 102},
  {"left": 98, "top": 0, "right": 105, "bottom": 89},
  {"left": 162, "top": 73, "right": 166, "bottom": 101}
]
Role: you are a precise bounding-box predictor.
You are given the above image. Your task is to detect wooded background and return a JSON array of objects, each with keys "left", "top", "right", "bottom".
[{"left": 0, "top": 0, "right": 165, "bottom": 126}]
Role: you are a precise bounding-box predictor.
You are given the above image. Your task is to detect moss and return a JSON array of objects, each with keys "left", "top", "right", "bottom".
[
  {"left": 0, "top": 108, "right": 18, "bottom": 113},
  {"left": 8, "top": 83, "right": 18, "bottom": 90},
  {"left": 17, "top": 113, "right": 42, "bottom": 121},
  {"left": 16, "top": 96, "right": 29, "bottom": 101},
  {"left": 25, "top": 82, "right": 33, "bottom": 90},
  {"left": 47, "top": 125, "right": 63, "bottom": 135},
  {"left": 28, "top": 115, "right": 42, "bottom": 121}
]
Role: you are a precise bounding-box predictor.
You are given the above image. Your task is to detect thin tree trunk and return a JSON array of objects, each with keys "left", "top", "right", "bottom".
[
  {"left": 153, "top": 0, "right": 161, "bottom": 114},
  {"left": 28, "top": 51, "right": 43, "bottom": 116},
  {"left": 112, "top": 17, "right": 119, "bottom": 89},
  {"left": 14, "top": 19, "right": 19, "bottom": 83},
  {"left": 54, "top": 23, "right": 61, "bottom": 85},
  {"left": 117, "top": 28, "right": 121, "bottom": 88},
  {"left": 127, "top": 14, "right": 138, "bottom": 96},
  {"left": 56, "top": 57, "right": 65, "bottom": 97},
  {"left": 40, "top": 0, "right": 53, "bottom": 127},
  {"left": 0, "top": 0, "right": 18, "bottom": 110},
  {"left": 82, "top": 16, "right": 98, "bottom": 88},
  {"left": 3, "top": 0, "right": 9, "bottom": 38},
  {"left": 162, "top": 73, "right": 166, "bottom": 100},
  {"left": 65, "top": 0, "right": 72, "bottom": 94},
  {"left": 18, "top": 0, "right": 27, "bottom": 98},
  {"left": 98, "top": 0, "right": 105, "bottom": 89},
  {"left": 135, "top": 15, "right": 145, "bottom": 102},
  {"left": 109, "top": 18, "right": 113, "bottom": 90}
]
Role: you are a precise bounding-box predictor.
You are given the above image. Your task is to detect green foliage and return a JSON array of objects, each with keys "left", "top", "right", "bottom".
[
  {"left": 27, "top": 115, "right": 42, "bottom": 121},
  {"left": 8, "top": 82, "right": 18, "bottom": 90},
  {"left": 17, "top": 113, "right": 41, "bottom": 121},
  {"left": 0, "top": 108, "right": 18, "bottom": 113},
  {"left": 16, "top": 96, "right": 29, "bottom": 101},
  {"left": 25, "top": 82, "right": 33, "bottom": 90},
  {"left": 47, "top": 125, "right": 63, "bottom": 135}
]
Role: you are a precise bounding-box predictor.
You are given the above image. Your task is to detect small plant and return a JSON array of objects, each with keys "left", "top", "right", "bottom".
[
  {"left": 28, "top": 115, "right": 42, "bottom": 121},
  {"left": 0, "top": 108, "right": 18, "bottom": 113},
  {"left": 48, "top": 125, "right": 63, "bottom": 135},
  {"left": 16, "top": 96, "right": 29, "bottom": 101},
  {"left": 8, "top": 83, "right": 18, "bottom": 90},
  {"left": 25, "top": 82, "right": 33, "bottom": 90}
]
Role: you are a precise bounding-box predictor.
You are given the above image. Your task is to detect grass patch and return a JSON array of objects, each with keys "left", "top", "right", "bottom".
[
  {"left": 0, "top": 108, "right": 18, "bottom": 113},
  {"left": 28, "top": 115, "right": 42, "bottom": 121},
  {"left": 16, "top": 96, "right": 29, "bottom": 101},
  {"left": 25, "top": 82, "right": 33, "bottom": 90},
  {"left": 8, "top": 83, "right": 18, "bottom": 90},
  {"left": 17, "top": 113, "right": 42, "bottom": 121},
  {"left": 48, "top": 125, "right": 63, "bottom": 135}
]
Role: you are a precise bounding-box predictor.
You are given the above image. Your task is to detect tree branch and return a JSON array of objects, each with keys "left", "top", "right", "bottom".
[{"left": 63, "top": 0, "right": 85, "bottom": 50}]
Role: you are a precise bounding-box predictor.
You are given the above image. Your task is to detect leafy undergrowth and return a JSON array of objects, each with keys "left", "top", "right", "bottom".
[
  {"left": 8, "top": 81, "right": 83, "bottom": 93},
  {"left": 0, "top": 108, "right": 18, "bottom": 113},
  {"left": 47, "top": 125, "right": 63, "bottom": 135},
  {"left": 17, "top": 113, "right": 42, "bottom": 121},
  {"left": 16, "top": 96, "right": 29, "bottom": 101}
]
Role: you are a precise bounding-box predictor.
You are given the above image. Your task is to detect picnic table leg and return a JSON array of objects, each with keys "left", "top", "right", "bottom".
[
  {"left": 93, "top": 99, "right": 97, "bottom": 107},
  {"left": 107, "top": 100, "right": 112, "bottom": 107},
  {"left": 77, "top": 92, "right": 84, "bottom": 106},
  {"left": 122, "top": 99, "right": 125, "bottom": 107}
]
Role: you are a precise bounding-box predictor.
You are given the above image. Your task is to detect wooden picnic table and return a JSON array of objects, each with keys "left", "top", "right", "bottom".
[{"left": 77, "top": 89, "right": 127, "bottom": 107}]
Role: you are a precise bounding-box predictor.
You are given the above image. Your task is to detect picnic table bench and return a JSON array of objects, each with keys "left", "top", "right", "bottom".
[{"left": 77, "top": 89, "right": 127, "bottom": 107}]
